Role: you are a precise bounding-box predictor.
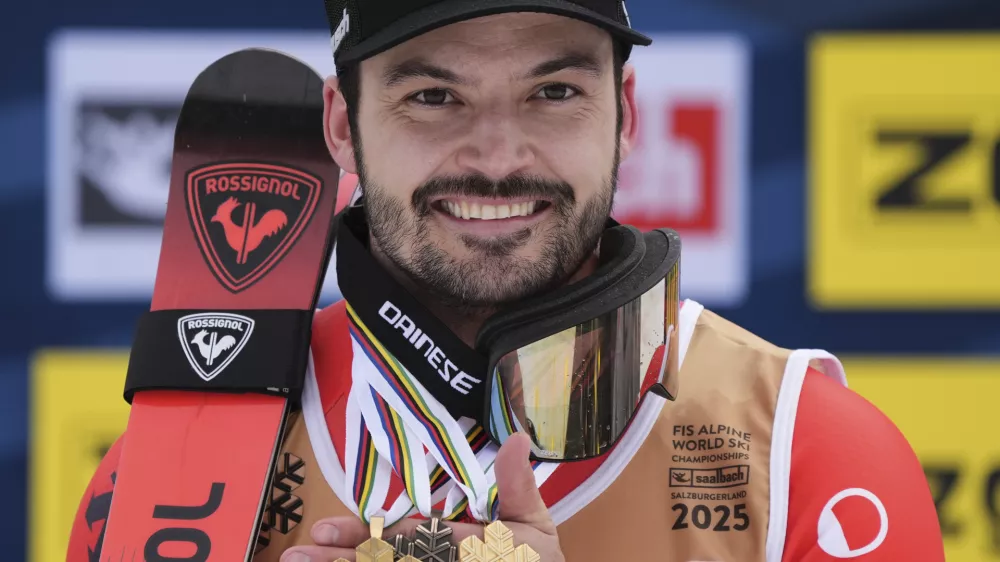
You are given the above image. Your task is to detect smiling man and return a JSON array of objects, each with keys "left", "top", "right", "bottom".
[
  {"left": 67, "top": 1, "right": 945, "bottom": 561},
  {"left": 333, "top": 8, "right": 632, "bottom": 344}
]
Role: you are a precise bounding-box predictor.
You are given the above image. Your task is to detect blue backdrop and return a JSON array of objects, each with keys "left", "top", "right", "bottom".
[{"left": 5, "top": 0, "right": 1000, "bottom": 559}]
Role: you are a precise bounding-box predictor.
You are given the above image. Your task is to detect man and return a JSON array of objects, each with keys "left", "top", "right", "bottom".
[{"left": 68, "top": 1, "right": 945, "bottom": 560}]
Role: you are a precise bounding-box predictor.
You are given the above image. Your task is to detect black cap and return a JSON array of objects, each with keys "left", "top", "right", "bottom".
[{"left": 323, "top": 0, "right": 651, "bottom": 69}]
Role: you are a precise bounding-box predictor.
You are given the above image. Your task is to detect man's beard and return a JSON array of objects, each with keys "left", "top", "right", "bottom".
[{"left": 358, "top": 151, "right": 619, "bottom": 309}]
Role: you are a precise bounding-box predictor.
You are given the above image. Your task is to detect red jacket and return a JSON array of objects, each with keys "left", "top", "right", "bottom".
[{"left": 67, "top": 300, "right": 944, "bottom": 561}]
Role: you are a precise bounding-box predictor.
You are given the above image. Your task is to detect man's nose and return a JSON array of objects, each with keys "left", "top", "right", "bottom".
[{"left": 455, "top": 110, "right": 535, "bottom": 180}]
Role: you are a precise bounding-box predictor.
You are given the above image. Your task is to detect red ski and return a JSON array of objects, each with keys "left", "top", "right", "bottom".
[{"left": 100, "top": 48, "right": 340, "bottom": 561}]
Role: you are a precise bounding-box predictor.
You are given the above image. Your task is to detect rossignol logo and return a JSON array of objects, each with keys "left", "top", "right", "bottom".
[
  {"left": 177, "top": 312, "right": 255, "bottom": 381},
  {"left": 332, "top": 8, "right": 350, "bottom": 54},
  {"left": 379, "top": 301, "right": 482, "bottom": 394},
  {"left": 185, "top": 162, "right": 322, "bottom": 293}
]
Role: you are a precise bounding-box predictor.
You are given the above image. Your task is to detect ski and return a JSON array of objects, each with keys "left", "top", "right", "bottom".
[{"left": 100, "top": 48, "right": 340, "bottom": 561}]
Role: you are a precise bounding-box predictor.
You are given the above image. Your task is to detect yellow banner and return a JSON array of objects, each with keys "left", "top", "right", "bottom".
[
  {"left": 845, "top": 356, "right": 1000, "bottom": 562},
  {"left": 28, "top": 348, "right": 997, "bottom": 562},
  {"left": 29, "top": 349, "right": 131, "bottom": 562},
  {"left": 808, "top": 34, "right": 1000, "bottom": 308}
]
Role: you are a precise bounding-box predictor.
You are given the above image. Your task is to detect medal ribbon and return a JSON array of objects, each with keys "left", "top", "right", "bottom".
[
  {"left": 352, "top": 376, "right": 432, "bottom": 517},
  {"left": 344, "top": 382, "right": 391, "bottom": 523},
  {"left": 344, "top": 303, "right": 558, "bottom": 525}
]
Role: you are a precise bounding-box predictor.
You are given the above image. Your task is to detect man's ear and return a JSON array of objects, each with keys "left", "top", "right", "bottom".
[
  {"left": 323, "top": 75, "right": 358, "bottom": 174},
  {"left": 618, "top": 63, "right": 639, "bottom": 162}
]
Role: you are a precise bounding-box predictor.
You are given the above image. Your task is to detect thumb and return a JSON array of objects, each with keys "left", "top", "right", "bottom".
[{"left": 494, "top": 432, "right": 556, "bottom": 534}]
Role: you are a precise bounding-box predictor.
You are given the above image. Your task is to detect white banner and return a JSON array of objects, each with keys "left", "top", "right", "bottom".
[
  {"left": 46, "top": 29, "right": 345, "bottom": 302},
  {"left": 615, "top": 35, "right": 750, "bottom": 306},
  {"left": 47, "top": 30, "right": 749, "bottom": 306}
]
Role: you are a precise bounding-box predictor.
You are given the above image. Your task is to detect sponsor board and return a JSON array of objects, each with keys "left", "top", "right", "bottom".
[
  {"left": 808, "top": 35, "right": 1000, "bottom": 308},
  {"left": 45, "top": 30, "right": 348, "bottom": 302},
  {"left": 47, "top": 30, "right": 749, "bottom": 307},
  {"left": 29, "top": 349, "right": 131, "bottom": 562},
  {"left": 845, "top": 356, "right": 1000, "bottom": 562},
  {"left": 30, "top": 349, "right": 993, "bottom": 560},
  {"left": 619, "top": 35, "right": 750, "bottom": 306}
]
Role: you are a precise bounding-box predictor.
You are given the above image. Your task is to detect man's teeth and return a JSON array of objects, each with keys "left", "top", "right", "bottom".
[{"left": 442, "top": 201, "right": 539, "bottom": 220}]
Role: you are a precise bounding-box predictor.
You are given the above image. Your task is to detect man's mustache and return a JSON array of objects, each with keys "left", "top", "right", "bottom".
[{"left": 411, "top": 174, "right": 575, "bottom": 214}]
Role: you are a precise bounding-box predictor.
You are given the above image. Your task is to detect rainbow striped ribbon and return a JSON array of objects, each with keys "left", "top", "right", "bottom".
[
  {"left": 352, "top": 374, "right": 432, "bottom": 517},
  {"left": 344, "top": 303, "right": 559, "bottom": 525},
  {"left": 344, "top": 382, "right": 392, "bottom": 524}
]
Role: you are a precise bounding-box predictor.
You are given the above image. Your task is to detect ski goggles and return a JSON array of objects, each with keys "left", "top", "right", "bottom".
[
  {"left": 337, "top": 208, "right": 680, "bottom": 463},
  {"left": 476, "top": 224, "right": 681, "bottom": 461}
]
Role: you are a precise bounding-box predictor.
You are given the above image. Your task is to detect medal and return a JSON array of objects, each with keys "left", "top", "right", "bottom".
[
  {"left": 344, "top": 305, "right": 561, "bottom": 527},
  {"left": 336, "top": 516, "right": 394, "bottom": 562},
  {"left": 336, "top": 515, "right": 540, "bottom": 562},
  {"left": 458, "top": 521, "right": 540, "bottom": 562},
  {"left": 391, "top": 515, "right": 459, "bottom": 562},
  {"left": 411, "top": 516, "right": 458, "bottom": 561}
]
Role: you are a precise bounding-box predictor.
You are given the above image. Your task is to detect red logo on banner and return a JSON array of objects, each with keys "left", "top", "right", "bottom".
[{"left": 615, "top": 101, "right": 721, "bottom": 235}]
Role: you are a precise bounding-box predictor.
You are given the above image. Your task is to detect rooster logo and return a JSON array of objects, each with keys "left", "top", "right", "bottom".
[
  {"left": 190, "top": 329, "right": 238, "bottom": 366},
  {"left": 211, "top": 196, "right": 288, "bottom": 264},
  {"left": 177, "top": 313, "right": 255, "bottom": 382},
  {"left": 186, "top": 162, "right": 322, "bottom": 294}
]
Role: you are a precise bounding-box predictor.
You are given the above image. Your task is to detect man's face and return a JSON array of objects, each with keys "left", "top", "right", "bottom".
[{"left": 330, "top": 13, "right": 637, "bottom": 306}]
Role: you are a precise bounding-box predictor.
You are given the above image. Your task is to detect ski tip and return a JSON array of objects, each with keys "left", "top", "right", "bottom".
[
  {"left": 176, "top": 48, "right": 326, "bottom": 148},
  {"left": 187, "top": 48, "right": 325, "bottom": 104}
]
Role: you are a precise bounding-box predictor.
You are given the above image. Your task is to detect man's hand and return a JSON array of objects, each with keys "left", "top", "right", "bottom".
[{"left": 280, "top": 433, "right": 564, "bottom": 562}]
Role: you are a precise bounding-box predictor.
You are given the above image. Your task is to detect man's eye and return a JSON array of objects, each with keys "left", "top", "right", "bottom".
[
  {"left": 412, "top": 89, "right": 454, "bottom": 106},
  {"left": 533, "top": 84, "right": 579, "bottom": 101}
]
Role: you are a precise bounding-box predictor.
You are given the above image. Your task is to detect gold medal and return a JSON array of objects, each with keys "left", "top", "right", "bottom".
[
  {"left": 335, "top": 516, "right": 395, "bottom": 562},
  {"left": 458, "top": 521, "right": 540, "bottom": 562},
  {"left": 336, "top": 516, "right": 539, "bottom": 562}
]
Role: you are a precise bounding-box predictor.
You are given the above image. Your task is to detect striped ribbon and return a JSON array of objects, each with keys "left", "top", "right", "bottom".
[
  {"left": 352, "top": 376, "right": 432, "bottom": 518},
  {"left": 344, "top": 383, "right": 391, "bottom": 523},
  {"left": 343, "top": 303, "right": 558, "bottom": 525}
]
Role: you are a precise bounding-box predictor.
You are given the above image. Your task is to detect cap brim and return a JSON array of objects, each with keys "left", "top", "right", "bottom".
[{"left": 334, "top": 0, "right": 652, "bottom": 68}]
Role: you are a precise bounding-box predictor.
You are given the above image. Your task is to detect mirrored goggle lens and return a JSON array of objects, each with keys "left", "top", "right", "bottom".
[{"left": 487, "top": 264, "right": 679, "bottom": 461}]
